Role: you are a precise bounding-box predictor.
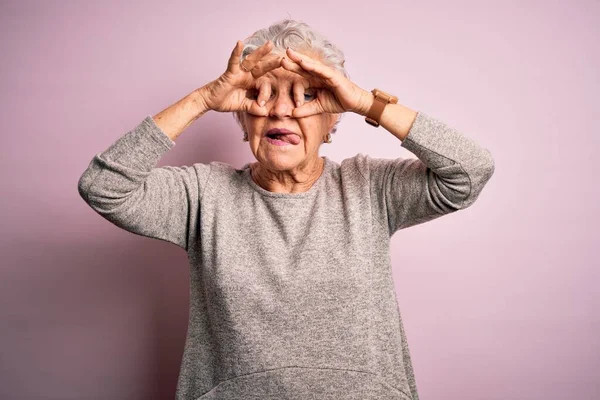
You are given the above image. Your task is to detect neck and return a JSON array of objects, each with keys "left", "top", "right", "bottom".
[{"left": 250, "top": 157, "right": 325, "bottom": 194}]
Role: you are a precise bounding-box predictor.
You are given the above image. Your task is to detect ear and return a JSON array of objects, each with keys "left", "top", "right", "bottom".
[{"left": 328, "top": 113, "right": 340, "bottom": 133}]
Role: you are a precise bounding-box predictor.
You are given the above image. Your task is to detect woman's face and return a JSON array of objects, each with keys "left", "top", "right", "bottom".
[{"left": 242, "top": 60, "right": 337, "bottom": 172}]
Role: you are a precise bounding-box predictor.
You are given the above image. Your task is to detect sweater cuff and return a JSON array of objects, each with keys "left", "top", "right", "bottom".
[
  {"left": 143, "top": 115, "right": 177, "bottom": 149},
  {"left": 96, "top": 115, "right": 177, "bottom": 173}
]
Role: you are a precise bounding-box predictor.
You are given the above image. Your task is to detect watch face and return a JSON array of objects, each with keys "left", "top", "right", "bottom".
[
  {"left": 372, "top": 88, "right": 399, "bottom": 104},
  {"left": 374, "top": 90, "right": 391, "bottom": 103}
]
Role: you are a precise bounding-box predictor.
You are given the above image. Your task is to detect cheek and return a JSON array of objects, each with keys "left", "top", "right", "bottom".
[
  {"left": 300, "top": 118, "right": 328, "bottom": 141},
  {"left": 245, "top": 116, "right": 264, "bottom": 134}
]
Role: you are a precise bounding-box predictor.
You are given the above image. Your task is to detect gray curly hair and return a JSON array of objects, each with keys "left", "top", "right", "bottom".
[{"left": 233, "top": 18, "right": 349, "bottom": 136}]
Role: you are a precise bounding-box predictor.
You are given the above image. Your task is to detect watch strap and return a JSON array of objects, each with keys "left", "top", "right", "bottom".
[{"left": 365, "top": 88, "right": 398, "bottom": 127}]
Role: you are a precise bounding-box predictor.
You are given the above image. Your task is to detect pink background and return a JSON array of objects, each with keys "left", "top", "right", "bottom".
[{"left": 1, "top": 1, "right": 598, "bottom": 399}]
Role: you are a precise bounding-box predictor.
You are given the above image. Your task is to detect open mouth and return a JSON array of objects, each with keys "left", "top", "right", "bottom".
[{"left": 265, "top": 130, "right": 301, "bottom": 146}]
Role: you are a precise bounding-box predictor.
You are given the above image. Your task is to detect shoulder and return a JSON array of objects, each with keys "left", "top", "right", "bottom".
[
  {"left": 340, "top": 153, "right": 396, "bottom": 182},
  {"left": 188, "top": 160, "right": 244, "bottom": 174},
  {"left": 190, "top": 160, "right": 251, "bottom": 190}
]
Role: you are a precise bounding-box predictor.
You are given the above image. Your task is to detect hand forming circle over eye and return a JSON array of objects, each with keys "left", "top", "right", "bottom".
[
  {"left": 201, "top": 40, "right": 284, "bottom": 116},
  {"left": 280, "top": 47, "right": 372, "bottom": 118}
]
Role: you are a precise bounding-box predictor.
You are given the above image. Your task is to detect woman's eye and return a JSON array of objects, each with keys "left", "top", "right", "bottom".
[
  {"left": 253, "top": 90, "right": 314, "bottom": 101},
  {"left": 259, "top": 92, "right": 275, "bottom": 99},
  {"left": 304, "top": 90, "right": 316, "bottom": 101}
]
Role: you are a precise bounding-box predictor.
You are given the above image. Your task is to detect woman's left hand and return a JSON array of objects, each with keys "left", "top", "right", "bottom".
[{"left": 280, "top": 47, "right": 372, "bottom": 117}]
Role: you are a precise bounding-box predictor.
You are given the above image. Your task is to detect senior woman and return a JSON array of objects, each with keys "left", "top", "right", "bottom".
[{"left": 78, "top": 19, "right": 494, "bottom": 400}]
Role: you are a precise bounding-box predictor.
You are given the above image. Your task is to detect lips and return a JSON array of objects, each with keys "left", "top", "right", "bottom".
[{"left": 265, "top": 128, "right": 301, "bottom": 145}]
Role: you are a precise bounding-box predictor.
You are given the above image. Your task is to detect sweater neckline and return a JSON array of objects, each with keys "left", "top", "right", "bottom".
[{"left": 242, "top": 156, "right": 331, "bottom": 198}]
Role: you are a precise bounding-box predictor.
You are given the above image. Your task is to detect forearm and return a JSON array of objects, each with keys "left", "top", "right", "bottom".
[
  {"left": 355, "top": 92, "right": 418, "bottom": 141},
  {"left": 354, "top": 90, "right": 495, "bottom": 214},
  {"left": 77, "top": 114, "right": 198, "bottom": 251},
  {"left": 152, "top": 86, "right": 211, "bottom": 142}
]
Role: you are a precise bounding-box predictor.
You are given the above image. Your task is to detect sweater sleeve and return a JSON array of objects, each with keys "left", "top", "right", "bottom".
[
  {"left": 77, "top": 116, "right": 209, "bottom": 251},
  {"left": 355, "top": 111, "right": 495, "bottom": 236}
]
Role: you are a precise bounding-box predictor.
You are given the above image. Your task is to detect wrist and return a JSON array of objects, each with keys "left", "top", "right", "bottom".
[
  {"left": 355, "top": 90, "right": 374, "bottom": 117},
  {"left": 193, "top": 86, "right": 211, "bottom": 116}
]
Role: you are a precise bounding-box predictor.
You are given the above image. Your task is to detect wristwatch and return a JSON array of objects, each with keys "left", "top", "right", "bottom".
[{"left": 365, "top": 88, "right": 398, "bottom": 127}]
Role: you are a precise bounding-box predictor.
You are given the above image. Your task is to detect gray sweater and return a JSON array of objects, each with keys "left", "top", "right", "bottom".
[{"left": 78, "top": 111, "right": 495, "bottom": 400}]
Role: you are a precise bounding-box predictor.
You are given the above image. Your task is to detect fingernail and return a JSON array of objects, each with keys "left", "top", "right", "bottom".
[
  {"left": 260, "top": 100, "right": 266, "bottom": 107},
  {"left": 296, "top": 101, "right": 301, "bottom": 107}
]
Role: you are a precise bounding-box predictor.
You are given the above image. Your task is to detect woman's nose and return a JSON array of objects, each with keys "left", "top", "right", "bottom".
[{"left": 269, "top": 92, "right": 295, "bottom": 119}]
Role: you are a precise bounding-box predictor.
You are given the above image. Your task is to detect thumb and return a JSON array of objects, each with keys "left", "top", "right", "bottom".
[
  {"left": 292, "top": 101, "right": 321, "bottom": 118},
  {"left": 227, "top": 40, "right": 245, "bottom": 73},
  {"left": 244, "top": 98, "right": 269, "bottom": 117}
]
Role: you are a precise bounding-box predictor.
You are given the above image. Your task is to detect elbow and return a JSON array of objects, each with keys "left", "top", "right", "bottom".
[
  {"left": 457, "top": 150, "right": 495, "bottom": 209},
  {"left": 77, "top": 167, "right": 119, "bottom": 212},
  {"left": 478, "top": 149, "right": 496, "bottom": 188},
  {"left": 428, "top": 148, "right": 495, "bottom": 212},
  {"left": 77, "top": 169, "right": 93, "bottom": 204}
]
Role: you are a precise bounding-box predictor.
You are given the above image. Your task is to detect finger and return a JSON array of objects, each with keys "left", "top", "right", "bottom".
[
  {"left": 292, "top": 99, "right": 322, "bottom": 118},
  {"left": 292, "top": 80, "right": 307, "bottom": 108},
  {"left": 228, "top": 40, "right": 245, "bottom": 73},
  {"left": 254, "top": 40, "right": 274, "bottom": 59},
  {"left": 280, "top": 57, "right": 314, "bottom": 82},
  {"left": 256, "top": 80, "right": 271, "bottom": 108},
  {"left": 242, "top": 40, "right": 273, "bottom": 71},
  {"left": 244, "top": 96, "right": 268, "bottom": 117},
  {"left": 252, "top": 55, "right": 283, "bottom": 78},
  {"left": 285, "top": 48, "right": 339, "bottom": 86}
]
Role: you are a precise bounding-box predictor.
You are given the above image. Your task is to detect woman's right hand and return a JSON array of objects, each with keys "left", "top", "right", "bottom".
[{"left": 201, "top": 40, "right": 282, "bottom": 116}]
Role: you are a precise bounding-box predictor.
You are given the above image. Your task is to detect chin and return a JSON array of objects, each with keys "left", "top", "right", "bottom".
[{"left": 258, "top": 152, "right": 303, "bottom": 171}]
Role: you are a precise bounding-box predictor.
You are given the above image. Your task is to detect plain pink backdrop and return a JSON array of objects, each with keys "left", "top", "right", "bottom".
[{"left": 1, "top": 1, "right": 598, "bottom": 399}]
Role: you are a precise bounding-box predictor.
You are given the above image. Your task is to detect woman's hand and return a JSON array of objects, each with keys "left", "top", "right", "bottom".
[
  {"left": 201, "top": 40, "right": 282, "bottom": 116},
  {"left": 279, "top": 48, "right": 372, "bottom": 117}
]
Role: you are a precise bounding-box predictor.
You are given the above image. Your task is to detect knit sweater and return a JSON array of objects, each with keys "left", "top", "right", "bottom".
[{"left": 78, "top": 111, "right": 495, "bottom": 400}]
